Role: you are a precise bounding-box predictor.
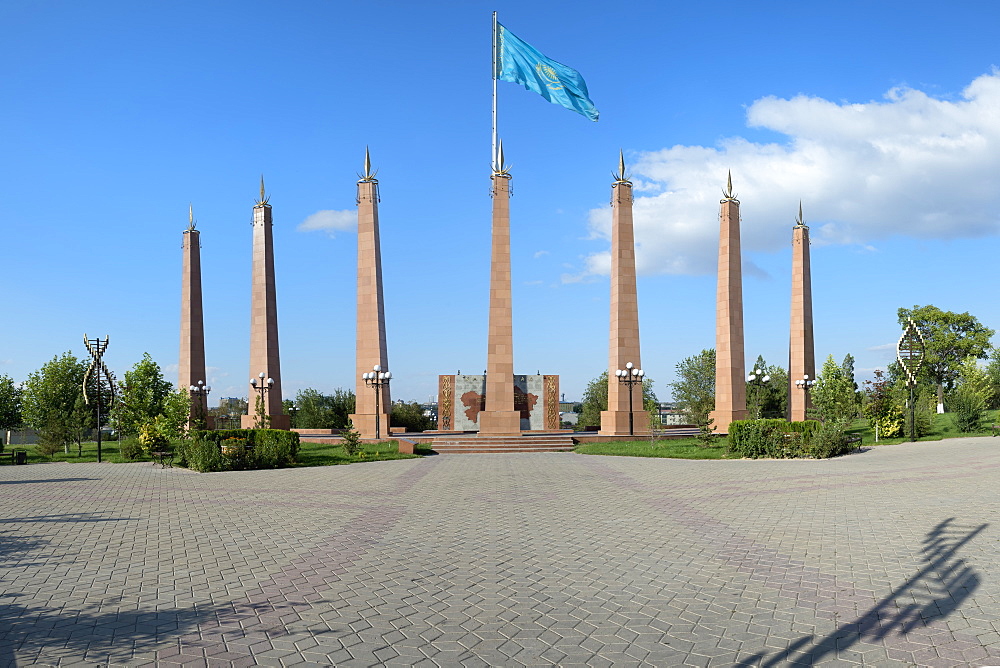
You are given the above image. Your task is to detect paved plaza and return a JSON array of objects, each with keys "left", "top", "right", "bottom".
[{"left": 2, "top": 439, "right": 1000, "bottom": 667}]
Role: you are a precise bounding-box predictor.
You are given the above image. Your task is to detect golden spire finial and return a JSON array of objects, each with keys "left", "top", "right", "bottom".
[
  {"left": 795, "top": 200, "right": 807, "bottom": 227},
  {"left": 187, "top": 202, "right": 196, "bottom": 231},
  {"left": 612, "top": 149, "right": 631, "bottom": 184},
  {"left": 256, "top": 174, "right": 270, "bottom": 207},
  {"left": 493, "top": 138, "right": 511, "bottom": 176},
  {"left": 358, "top": 146, "right": 378, "bottom": 182},
  {"left": 721, "top": 170, "right": 737, "bottom": 201}
]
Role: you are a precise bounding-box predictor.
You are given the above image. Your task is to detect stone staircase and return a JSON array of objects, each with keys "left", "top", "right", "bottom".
[{"left": 423, "top": 434, "right": 577, "bottom": 454}]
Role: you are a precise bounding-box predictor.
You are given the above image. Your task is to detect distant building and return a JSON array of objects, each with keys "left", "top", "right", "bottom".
[{"left": 656, "top": 402, "right": 691, "bottom": 426}]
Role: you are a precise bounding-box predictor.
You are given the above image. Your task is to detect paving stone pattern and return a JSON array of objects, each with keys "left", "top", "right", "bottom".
[{"left": 2, "top": 438, "right": 1000, "bottom": 667}]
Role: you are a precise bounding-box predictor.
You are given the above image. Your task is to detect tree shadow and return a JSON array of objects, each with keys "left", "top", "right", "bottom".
[
  {"left": 0, "top": 478, "right": 98, "bottom": 485},
  {"left": 734, "top": 517, "right": 986, "bottom": 667},
  {"left": 0, "top": 512, "right": 240, "bottom": 666}
]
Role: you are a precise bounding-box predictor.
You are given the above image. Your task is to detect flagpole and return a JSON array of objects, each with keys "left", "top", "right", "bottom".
[{"left": 492, "top": 10, "right": 498, "bottom": 171}]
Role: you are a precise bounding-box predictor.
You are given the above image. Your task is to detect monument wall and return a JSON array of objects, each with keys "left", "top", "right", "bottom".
[{"left": 437, "top": 374, "right": 559, "bottom": 432}]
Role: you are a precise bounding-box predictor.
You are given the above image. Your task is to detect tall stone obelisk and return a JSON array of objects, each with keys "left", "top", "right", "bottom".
[
  {"left": 601, "top": 152, "right": 650, "bottom": 436},
  {"left": 179, "top": 204, "right": 208, "bottom": 425},
  {"left": 710, "top": 172, "right": 748, "bottom": 433},
  {"left": 479, "top": 141, "right": 521, "bottom": 435},
  {"left": 242, "top": 177, "right": 289, "bottom": 429},
  {"left": 348, "top": 149, "right": 391, "bottom": 438},
  {"left": 788, "top": 202, "right": 816, "bottom": 422}
]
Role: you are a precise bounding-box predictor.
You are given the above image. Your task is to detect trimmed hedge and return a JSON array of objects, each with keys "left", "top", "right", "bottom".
[
  {"left": 181, "top": 429, "right": 300, "bottom": 472},
  {"left": 727, "top": 419, "right": 838, "bottom": 459}
]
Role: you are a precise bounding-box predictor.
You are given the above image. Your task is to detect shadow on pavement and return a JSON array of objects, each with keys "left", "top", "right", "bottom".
[
  {"left": 0, "top": 512, "right": 227, "bottom": 666},
  {"left": 734, "top": 517, "right": 987, "bottom": 667},
  {"left": 0, "top": 478, "right": 98, "bottom": 485}
]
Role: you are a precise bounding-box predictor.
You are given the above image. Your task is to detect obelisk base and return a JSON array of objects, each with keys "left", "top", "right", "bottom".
[
  {"left": 479, "top": 410, "right": 522, "bottom": 435},
  {"left": 709, "top": 409, "right": 748, "bottom": 435},
  {"left": 241, "top": 414, "right": 291, "bottom": 430},
  {"left": 599, "top": 410, "right": 651, "bottom": 437},
  {"left": 348, "top": 413, "right": 392, "bottom": 439}
]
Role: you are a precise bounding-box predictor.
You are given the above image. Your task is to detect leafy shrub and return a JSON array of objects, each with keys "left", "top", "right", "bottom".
[
  {"left": 253, "top": 429, "right": 299, "bottom": 468},
  {"left": 727, "top": 419, "right": 788, "bottom": 458},
  {"left": 184, "top": 429, "right": 300, "bottom": 472},
  {"left": 805, "top": 420, "right": 854, "bottom": 458},
  {"left": 785, "top": 420, "right": 821, "bottom": 440},
  {"left": 138, "top": 422, "right": 169, "bottom": 453},
  {"left": 868, "top": 405, "right": 904, "bottom": 439},
  {"left": 119, "top": 438, "right": 144, "bottom": 461},
  {"left": 183, "top": 437, "right": 226, "bottom": 472},
  {"left": 340, "top": 427, "right": 362, "bottom": 456},
  {"left": 951, "top": 391, "right": 986, "bottom": 433},
  {"left": 728, "top": 419, "right": 832, "bottom": 459}
]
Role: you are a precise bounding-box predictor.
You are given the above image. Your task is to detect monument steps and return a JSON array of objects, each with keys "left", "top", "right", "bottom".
[{"left": 426, "top": 434, "right": 576, "bottom": 454}]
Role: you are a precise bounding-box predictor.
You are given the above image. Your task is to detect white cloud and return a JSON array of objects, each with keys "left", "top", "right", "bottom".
[
  {"left": 298, "top": 209, "right": 356, "bottom": 236},
  {"left": 578, "top": 69, "right": 1000, "bottom": 278},
  {"left": 533, "top": 250, "right": 550, "bottom": 259}
]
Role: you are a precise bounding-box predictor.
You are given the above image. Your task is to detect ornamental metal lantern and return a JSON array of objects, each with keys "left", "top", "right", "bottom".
[{"left": 896, "top": 319, "right": 926, "bottom": 440}]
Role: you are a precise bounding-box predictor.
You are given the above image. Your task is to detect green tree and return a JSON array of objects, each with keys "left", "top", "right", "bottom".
[
  {"left": 295, "top": 388, "right": 355, "bottom": 429},
  {"left": 670, "top": 349, "right": 716, "bottom": 428},
  {"left": 391, "top": 401, "right": 433, "bottom": 432},
  {"left": 576, "top": 371, "right": 658, "bottom": 431},
  {"left": 160, "top": 389, "right": 193, "bottom": 440},
  {"left": 0, "top": 374, "right": 23, "bottom": 436},
  {"left": 113, "top": 353, "right": 174, "bottom": 437},
  {"left": 811, "top": 354, "right": 859, "bottom": 423},
  {"left": 898, "top": 305, "right": 994, "bottom": 411},
  {"left": 862, "top": 369, "right": 904, "bottom": 439},
  {"left": 745, "top": 355, "right": 788, "bottom": 419},
  {"left": 22, "top": 352, "right": 88, "bottom": 454},
  {"left": 950, "top": 357, "right": 990, "bottom": 432}
]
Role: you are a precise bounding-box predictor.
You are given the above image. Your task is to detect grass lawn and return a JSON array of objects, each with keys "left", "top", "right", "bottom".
[
  {"left": 577, "top": 409, "right": 1000, "bottom": 460},
  {"left": 293, "top": 439, "right": 422, "bottom": 467},
  {"left": 575, "top": 438, "right": 734, "bottom": 459},
  {"left": 4, "top": 438, "right": 427, "bottom": 468},
  {"left": 844, "top": 409, "right": 1000, "bottom": 446}
]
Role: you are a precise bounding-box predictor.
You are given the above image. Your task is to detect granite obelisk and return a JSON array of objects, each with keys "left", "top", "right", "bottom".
[
  {"left": 788, "top": 202, "right": 816, "bottom": 422},
  {"left": 710, "top": 172, "right": 748, "bottom": 432},
  {"left": 242, "top": 177, "right": 289, "bottom": 429},
  {"left": 348, "top": 149, "right": 391, "bottom": 438},
  {"left": 601, "top": 152, "right": 650, "bottom": 435},
  {"left": 479, "top": 141, "right": 521, "bottom": 435},
  {"left": 179, "top": 204, "right": 208, "bottom": 426}
]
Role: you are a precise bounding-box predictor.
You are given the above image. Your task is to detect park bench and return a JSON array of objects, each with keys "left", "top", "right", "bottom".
[
  {"left": 991, "top": 424, "right": 1000, "bottom": 437},
  {"left": 0, "top": 448, "right": 28, "bottom": 465},
  {"left": 845, "top": 434, "right": 863, "bottom": 448},
  {"left": 151, "top": 450, "right": 173, "bottom": 468}
]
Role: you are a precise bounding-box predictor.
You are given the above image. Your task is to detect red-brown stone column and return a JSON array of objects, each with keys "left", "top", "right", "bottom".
[
  {"left": 349, "top": 157, "right": 391, "bottom": 438},
  {"left": 601, "top": 157, "right": 650, "bottom": 436},
  {"left": 479, "top": 168, "right": 521, "bottom": 435},
  {"left": 242, "top": 181, "right": 289, "bottom": 429},
  {"left": 710, "top": 181, "right": 748, "bottom": 433},
  {"left": 179, "top": 210, "right": 207, "bottom": 426},
  {"left": 788, "top": 206, "right": 815, "bottom": 421}
]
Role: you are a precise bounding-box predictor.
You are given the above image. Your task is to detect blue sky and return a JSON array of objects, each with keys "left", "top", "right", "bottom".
[{"left": 3, "top": 1, "right": 1000, "bottom": 404}]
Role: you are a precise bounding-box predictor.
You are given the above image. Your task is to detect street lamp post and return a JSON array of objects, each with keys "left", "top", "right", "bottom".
[
  {"left": 794, "top": 374, "right": 815, "bottom": 419},
  {"left": 746, "top": 368, "right": 771, "bottom": 419},
  {"left": 250, "top": 371, "right": 274, "bottom": 428},
  {"left": 189, "top": 379, "right": 211, "bottom": 429},
  {"left": 362, "top": 365, "right": 392, "bottom": 440},
  {"left": 614, "top": 361, "right": 644, "bottom": 437}
]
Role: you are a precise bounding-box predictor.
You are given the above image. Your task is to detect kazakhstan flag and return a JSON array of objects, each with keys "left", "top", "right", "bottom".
[{"left": 496, "top": 23, "right": 599, "bottom": 122}]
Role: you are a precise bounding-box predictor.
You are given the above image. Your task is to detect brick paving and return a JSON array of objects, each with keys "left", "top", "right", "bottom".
[{"left": 2, "top": 438, "right": 1000, "bottom": 667}]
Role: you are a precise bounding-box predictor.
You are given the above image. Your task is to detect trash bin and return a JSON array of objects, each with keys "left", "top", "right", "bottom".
[{"left": 13, "top": 449, "right": 27, "bottom": 465}]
